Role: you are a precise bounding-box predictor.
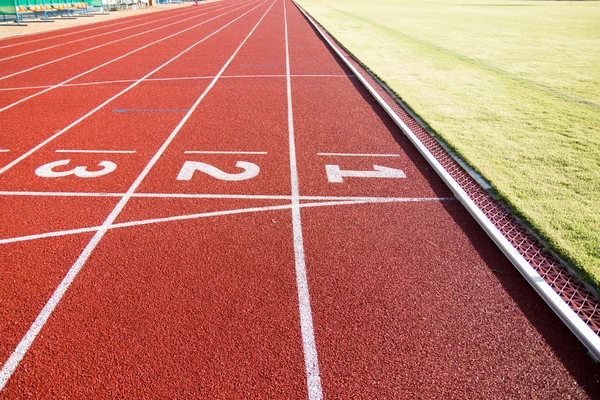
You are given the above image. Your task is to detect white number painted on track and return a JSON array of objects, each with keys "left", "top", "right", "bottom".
[
  {"left": 177, "top": 161, "right": 260, "bottom": 181},
  {"left": 35, "top": 159, "right": 117, "bottom": 178},
  {"left": 326, "top": 164, "right": 406, "bottom": 183}
]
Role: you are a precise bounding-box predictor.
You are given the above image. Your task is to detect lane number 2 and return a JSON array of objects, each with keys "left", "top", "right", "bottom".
[
  {"left": 177, "top": 161, "right": 260, "bottom": 181},
  {"left": 35, "top": 160, "right": 117, "bottom": 178}
]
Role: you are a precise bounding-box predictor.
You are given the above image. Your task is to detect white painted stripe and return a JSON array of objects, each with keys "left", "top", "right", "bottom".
[
  {"left": 184, "top": 150, "right": 268, "bottom": 155},
  {"left": 0, "top": 4, "right": 213, "bottom": 62},
  {"left": 0, "top": 226, "right": 100, "bottom": 244},
  {"left": 0, "top": 1, "right": 260, "bottom": 174},
  {"left": 112, "top": 200, "right": 353, "bottom": 229},
  {"left": 55, "top": 149, "right": 136, "bottom": 154},
  {"left": 0, "top": 0, "right": 252, "bottom": 113},
  {"left": 0, "top": 5, "right": 195, "bottom": 50},
  {"left": 0, "top": 4, "right": 234, "bottom": 82},
  {"left": 0, "top": 191, "right": 123, "bottom": 197},
  {"left": 284, "top": 2, "right": 323, "bottom": 399},
  {"left": 0, "top": 190, "right": 452, "bottom": 202},
  {"left": 317, "top": 152, "right": 400, "bottom": 157},
  {"left": 294, "top": 0, "right": 600, "bottom": 362},
  {"left": 0, "top": 150, "right": 9, "bottom": 153},
  {"left": 0, "top": 0, "right": 271, "bottom": 390},
  {"left": 0, "top": 197, "right": 450, "bottom": 245}
]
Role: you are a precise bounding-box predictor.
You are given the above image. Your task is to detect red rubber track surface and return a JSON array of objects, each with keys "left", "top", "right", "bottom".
[{"left": 0, "top": 0, "right": 599, "bottom": 398}]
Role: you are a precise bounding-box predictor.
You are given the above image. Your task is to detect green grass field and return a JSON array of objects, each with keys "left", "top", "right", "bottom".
[{"left": 295, "top": 0, "right": 600, "bottom": 289}]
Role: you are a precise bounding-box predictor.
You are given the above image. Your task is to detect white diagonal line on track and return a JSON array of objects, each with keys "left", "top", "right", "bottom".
[
  {"left": 0, "top": 0, "right": 249, "bottom": 82},
  {"left": 0, "top": 5, "right": 193, "bottom": 50},
  {"left": 0, "top": 0, "right": 274, "bottom": 390},
  {"left": 0, "top": 0, "right": 250, "bottom": 112},
  {"left": 0, "top": 0, "right": 260, "bottom": 174},
  {"left": 0, "top": 1, "right": 229, "bottom": 62},
  {"left": 0, "top": 197, "right": 453, "bottom": 245}
]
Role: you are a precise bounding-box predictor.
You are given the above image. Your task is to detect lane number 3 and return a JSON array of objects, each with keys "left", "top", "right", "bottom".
[{"left": 35, "top": 160, "right": 117, "bottom": 178}]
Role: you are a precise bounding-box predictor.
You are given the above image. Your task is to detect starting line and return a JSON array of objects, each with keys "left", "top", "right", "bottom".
[{"left": 0, "top": 197, "right": 453, "bottom": 245}]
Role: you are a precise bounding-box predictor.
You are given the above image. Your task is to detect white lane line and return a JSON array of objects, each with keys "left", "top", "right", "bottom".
[
  {"left": 0, "top": 5, "right": 194, "bottom": 50},
  {"left": 55, "top": 149, "right": 136, "bottom": 154},
  {"left": 0, "top": 191, "right": 123, "bottom": 197},
  {"left": 0, "top": 3, "right": 218, "bottom": 63},
  {"left": 0, "top": 150, "right": 9, "bottom": 153},
  {"left": 184, "top": 150, "right": 268, "bottom": 155},
  {"left": 0, "top": 197, "right": 452, "bottom": 245},
  {"left": 0, "top": 0, "right": 260, "bottom": 175},
  {"left": 0, "top": 74, "right": 355, "bottom": 92},
  {"left": 0, "top": 0, "right": 250, "bottom": 112},
  {"left": 0, "top": 0, "right": 273, "bottom": 391},
  {"left": 317, "top": 152, "right": 400, "bottom": 157},
  {"left": 0, "top": 190, "right": 453, "bottom": 201},
  {"left": 284, "top": 2, "right": 323, "bottom": 399}
]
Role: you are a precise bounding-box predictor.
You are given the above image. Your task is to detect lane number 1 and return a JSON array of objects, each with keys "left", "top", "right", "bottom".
[{"left": 326, "top": 164, "right": 406, "bottom": 183}]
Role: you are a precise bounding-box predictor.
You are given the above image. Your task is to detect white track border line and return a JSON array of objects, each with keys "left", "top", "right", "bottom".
[
  {"left": 0, "top": 0, "right": 247, "bottom": 83},
  {"left": 0, "top": 0, "right": 260, "bottom": 175},
  {"left": 0, "top": 0, "right": 250, "bottom": 112},
  {"left": 284, "top": 1, "right": 323, "bottom": 398},
  {"left": 292, "top": 1, "right": 600, "bottom": 362},
  {"left": 0, "top": 197, "right": 452, "bottom": 245},
  {"left": 0, "top": 0, "right": 274, "bottom": 391},
  {"left": 0, "top": 1, "right": 228, "bottom": 62}
]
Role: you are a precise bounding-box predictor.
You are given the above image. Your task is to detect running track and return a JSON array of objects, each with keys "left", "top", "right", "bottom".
[{"left": 0, "top": 0, "right": 598, "bottom": 397}]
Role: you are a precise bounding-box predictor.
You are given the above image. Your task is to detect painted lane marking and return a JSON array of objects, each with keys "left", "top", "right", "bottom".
[
  {"left": 0, "top": 4, "right": 196, "bottom": 50},
  {"left": 0, "top": 0, "right": 261, "bottom": 174},
  {"left": 0, "top": 75, "right": 355, "bottom": 92},
  {"left": 0, "top": 150, "right": 9, "bottom": 153},
  {"left": 0, "top": 190, "right": 452, "bottom": 202},
  {"left": 55, "top": 149, "right": 136, "bottom": 154},
  {"left": 317, "top": 152, "right": 400, "bottom": 157},
  {"left": 0, "top": 0, "right": 273, "bottom": 391},
  {"left": 113, "top": 109, "right": 189, "bottom": 113},
  {"left": 0, "top": 1, "right": 242, "bottom": 82},
  {"left": 177, "top": 161, "right": 260, "bottom": 181},
  {"left": 0, "top": 4, "right": 218, "bottom": 63},
  {"left": 0, "top": 197, "right": 454, "bottom": 245},
  {"left": 184, "top": 150, "right": 268, "bottom": 155},
  {"left": 284, "top": 1, "right": 322, "bottom": 398},
  {"left": 326, "top": 164, "right": 407, "bottom": 183},
  {"left": 0, "top": 0, "right": 253, "bottom": 112},
  {"left": 35, "top": 160, "right": 117, "bottom": 178},
  {"left": 0, "top": 191, "right": 123, "bottom": 197}
]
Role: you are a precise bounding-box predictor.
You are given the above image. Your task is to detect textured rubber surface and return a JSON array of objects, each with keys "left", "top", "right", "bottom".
[{"left": 0, "top": 0, "right": 598, "bottom": 397}]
